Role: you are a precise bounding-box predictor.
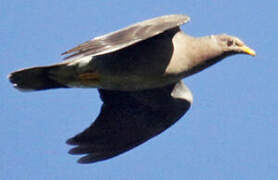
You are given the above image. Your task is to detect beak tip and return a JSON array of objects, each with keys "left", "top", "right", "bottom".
[
  {"left": 250, "top": 50, "right": 256, "bottom": 56},
  {"left": 250, "top": 51, "right": 256, "bottom": 56},
  {"left": 241, "top": 46, "right": 256, "bottom": 57}
]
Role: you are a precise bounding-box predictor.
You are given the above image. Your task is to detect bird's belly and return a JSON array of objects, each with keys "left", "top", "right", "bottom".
[
  {"left": 95, "top": 59, "right": 181, "bottom": 91},
  {"left": 66, "top": 60, "right": 182, "bottom": 91},
  {"left": 97, "top": 69, "right": 183, "bottom": 91}
]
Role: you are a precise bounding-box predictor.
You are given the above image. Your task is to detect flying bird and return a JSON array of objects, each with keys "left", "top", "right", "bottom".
[{"left": 8, "top": 14, "right": 256, "bottom": 163}]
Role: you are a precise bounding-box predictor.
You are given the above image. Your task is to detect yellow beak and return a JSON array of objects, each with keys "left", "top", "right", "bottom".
[{"left": 240, "top": 45, "right": 256, "bottom": 56}]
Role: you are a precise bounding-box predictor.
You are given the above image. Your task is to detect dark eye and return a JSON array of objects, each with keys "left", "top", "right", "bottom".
[{"left": 227, "top": 40, "right": 233, "bottom": 47}]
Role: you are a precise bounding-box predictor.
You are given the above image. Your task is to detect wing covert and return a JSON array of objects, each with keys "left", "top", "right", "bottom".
[{"left": 62, "top": 14, "right": 190, "bottom": 60}]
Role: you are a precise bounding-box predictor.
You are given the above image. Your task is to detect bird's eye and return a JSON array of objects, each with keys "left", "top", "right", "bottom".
[{"left": 227, "top": 40, "right": 233, "bottom": 47}]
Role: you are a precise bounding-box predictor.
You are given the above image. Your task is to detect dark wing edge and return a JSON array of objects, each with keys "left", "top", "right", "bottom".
[
  {"left": 62, "top": 14, "right": 190, "bottom": 60},
  {"left": 66, "top": 81, "right": 193, "bottom": 164}
]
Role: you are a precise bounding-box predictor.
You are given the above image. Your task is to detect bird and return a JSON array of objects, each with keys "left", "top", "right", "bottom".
[{"left": 8, "top": 14, "right": 256, "bottom": 164}]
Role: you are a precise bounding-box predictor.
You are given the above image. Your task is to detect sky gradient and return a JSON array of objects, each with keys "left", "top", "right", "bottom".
[{"left": 1, "top": 0, "right": 278, "bottom": 179}]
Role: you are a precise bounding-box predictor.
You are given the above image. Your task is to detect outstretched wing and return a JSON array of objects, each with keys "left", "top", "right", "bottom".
[
  {"left": 62, "top": 14, "right": 190, "bottom": 60},
  {"left": 67, "top": 81, "right": 193, "bottom": 163}
]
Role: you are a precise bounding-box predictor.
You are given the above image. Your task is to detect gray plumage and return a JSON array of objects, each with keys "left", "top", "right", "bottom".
[
  {"left": 8, "top": 14, "right": 255, "bottom": 163},
  {"left": 62, "top": 14, "right": 190, "bottom": 59}
]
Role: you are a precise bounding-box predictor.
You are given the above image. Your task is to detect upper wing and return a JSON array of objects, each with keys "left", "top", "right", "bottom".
[
  {"left": 67, "top": 81, "right": 193, "bottom": 163},
  {"left": 62, "top": 14, "right": 190, "bottom": 60}
]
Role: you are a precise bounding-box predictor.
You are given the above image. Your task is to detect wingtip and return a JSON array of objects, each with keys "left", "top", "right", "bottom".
[
  {"left": 173, "top": 14, "right": 191, "bottom": 26},
  {"left": 68, "top": 147, "right": 79, "bottom": 155},
  {"left": 66, "top": 138, "right": 77, "bottom": 145},
  {"left": 77, "top": 158, "right": 91, "bottom": 164},
  {"left": 182, "top": 14, "right": 191, "bottom": 23},
  {"left": 77, "top": 155, "right": 98, "bottom": 164},
  {"left": 61, "top": 50, "right": 70, "bottom": 56}
]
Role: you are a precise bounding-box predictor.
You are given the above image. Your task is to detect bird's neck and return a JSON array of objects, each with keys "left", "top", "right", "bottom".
[
  {"left": 166, "top": 33, "right": 232, "bottom": 79},
  {"left": 182, "top": 36, "right": 229, "bottom": 77}
]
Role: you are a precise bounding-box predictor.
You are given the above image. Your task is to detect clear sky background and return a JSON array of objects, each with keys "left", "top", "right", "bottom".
[{"left": 1, "top": 1, "right": 277, "bottom": 180}]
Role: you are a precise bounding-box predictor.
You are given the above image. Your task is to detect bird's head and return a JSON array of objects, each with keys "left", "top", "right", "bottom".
[{"left": 213, "top": 34, "right": 256, "bottom": 56}]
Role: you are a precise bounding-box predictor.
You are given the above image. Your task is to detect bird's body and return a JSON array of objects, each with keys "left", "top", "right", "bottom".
[
  {"left": 51, "top": 30, "right": 218, "bottom": 91},
  {"left": 52, "top": 28, "right": 183, "bottom": 90},
  {"left": 36, "top": 30, "right": 234, "bottom": 91},
  {"left": 8, "top": 14, "right": 255, "bottom": 163}
]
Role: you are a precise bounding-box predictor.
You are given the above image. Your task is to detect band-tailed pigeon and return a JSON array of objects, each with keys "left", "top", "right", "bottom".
[{"left": 8, "top": 14, "right": 255, "bottom": 163}]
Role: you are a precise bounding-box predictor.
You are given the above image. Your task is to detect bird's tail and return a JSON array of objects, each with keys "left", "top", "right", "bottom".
[{"left": 8, "top": 64, "right": 69, "bottom": 91}]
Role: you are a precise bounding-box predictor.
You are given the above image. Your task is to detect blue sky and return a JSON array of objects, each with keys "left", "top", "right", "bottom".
[{"left": 1, "top": 0, "right": 277, "bottom": 179}]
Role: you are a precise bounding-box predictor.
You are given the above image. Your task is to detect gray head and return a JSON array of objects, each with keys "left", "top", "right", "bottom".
[
  {"left": 180, "top": 33, "right": 256, "bottom": 77},
  {"left": 212, "top": 34, "right": 256, "bottom": 56}
]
